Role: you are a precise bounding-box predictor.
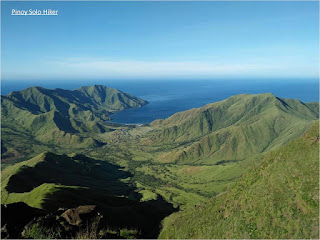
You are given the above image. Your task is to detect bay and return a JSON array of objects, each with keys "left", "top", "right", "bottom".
[{"left": 2, "top": 79, "right": 319, "bottom": 124}]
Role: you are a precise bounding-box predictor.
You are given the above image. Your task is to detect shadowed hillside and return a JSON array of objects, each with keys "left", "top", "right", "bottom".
[
  {"left": 1, "top": 90, "right": 318, "bottom": 239},
  {"left": 1, "top": 152, "right": 176, "bottom": 238},
  {"left": 1, "top": 152, "right": 132, "bottom": 207},
  {"left": 159, "top": 122, "right": 319, "bottom": 239}
]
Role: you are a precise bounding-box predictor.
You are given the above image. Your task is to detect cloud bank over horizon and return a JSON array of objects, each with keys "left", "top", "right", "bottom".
[{"left": 3, "top": 56, "right": 318, "bottom": 81}]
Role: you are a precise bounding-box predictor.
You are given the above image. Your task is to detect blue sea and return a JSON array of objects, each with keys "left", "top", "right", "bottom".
[{"left": 2, "top": 79, "right": 319, "bottom": 124}]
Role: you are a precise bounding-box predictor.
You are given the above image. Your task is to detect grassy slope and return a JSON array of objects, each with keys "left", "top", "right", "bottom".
[
  {"left": 1, "top": 153, "right": 51, "bottom": 208},
  {"left": 1, "top": 152, "right": 131, "bottom": 208},
  {"left": 1, "top": 92, "right": 318, "bottom": 238},
  {"left": 149, "top": 94, "right": 318, "bottom": 165},
  {"left": 86, "top": 123, "right": 265, "bottom": 208},
  {"left": 159, "top": 122, "right": 319, "bottom": 239},
  {"left": 84, "top": 94, "right": 318, "bottom": 208},
  {"left": 0, "top": 152, "right": 176, "bottom": 238},
  {"left": 1, "top": 85, "right": 147, "bottom": 164}
]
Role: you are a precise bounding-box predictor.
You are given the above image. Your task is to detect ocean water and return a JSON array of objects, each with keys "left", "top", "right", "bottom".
[{"left": 1, "top": 79, "right": 319, "bottom": 124}]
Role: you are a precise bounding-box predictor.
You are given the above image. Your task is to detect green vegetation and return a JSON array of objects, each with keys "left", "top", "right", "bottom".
[
  {"left": 22, "top": 215, "right": 140, "bottom": 239},
  {"left": 22, "top": 223, "right": 62, "bottom": 239},
  {"left": 159, "top": 122, "right": 319, "bottom": 239},
  {"left": 1, "top": 152, "right": 132, "bottom": 209},
  {"left": 119, "top": 228, "right": 140, "bottom": 239},
  {"left": 1, "top": 88, "right": 318, "bottom": 239},
  {"left": 73, "top": 217, "right": 101, "bottom": 239},
  {"left": 1, "top": 152, "right": 175, "bottom": 238},
  {"left": 1, "top": 85, "right": 147, "bottom": 165},
  {"left": 149, "top": 93, "right": 318, "bottom": 165},
  {"left": 85, "top": 94, "right": 318, "bottom": 208}
]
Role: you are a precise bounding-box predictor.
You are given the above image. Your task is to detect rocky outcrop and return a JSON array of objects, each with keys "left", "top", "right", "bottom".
[
  {"left": 1, "top": 203, "right": 105, "bottom": 239},
  {"left": 61, "top": 205, "right": 97, "bottom": 226}
]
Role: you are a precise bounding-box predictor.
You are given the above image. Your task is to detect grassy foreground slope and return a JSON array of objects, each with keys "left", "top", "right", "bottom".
[
  {"left": 0, "top": 152, "right": 175, "bottom": 238},
  {"left": 1, "top": 85, "right": 147, "bottom": 163},
  {"left": 150, "top": 93, "right": 318, "bottom": 165},
  {"left": 1, "top": 152, "right": 132, "bottom": 208},
  {"left": 159, "top": 122, "right": 319, "bottom": 239}
]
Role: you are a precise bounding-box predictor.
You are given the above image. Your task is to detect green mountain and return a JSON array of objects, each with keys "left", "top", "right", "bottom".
[
  {"left": 1, "top": 85, "right": 147, "bottom": 161},
  {"left": 149, "top": 93, "right": 318, "bottom": 164},
  {"left": 1, "top": 152, "right": 175, "bottom": 238},
  {"left": 159, "top": 122, "right": 319, "bottom": 239},
  {"left": 1, "top": 89, "right": 318, "bottom": 239}
]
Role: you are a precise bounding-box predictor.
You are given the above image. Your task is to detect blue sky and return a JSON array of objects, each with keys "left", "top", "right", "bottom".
[{"left": 1, "top": 1, "right": 319, "bottom": 81}]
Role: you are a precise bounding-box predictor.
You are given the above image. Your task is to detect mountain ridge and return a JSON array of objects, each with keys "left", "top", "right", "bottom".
[
  {"left": 1, "top": 89, "right": 318, "bottom": 239},
  {"left": 147, "top": 93, "right": 318, "bottom": 165},
  {"left": 1, "top": 85, "right": 148, "bottom": 159}
]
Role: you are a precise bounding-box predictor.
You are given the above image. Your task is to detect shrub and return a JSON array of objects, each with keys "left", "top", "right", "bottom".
[{"left": 23, "top": 223, "right": 62, "bottom": 239}]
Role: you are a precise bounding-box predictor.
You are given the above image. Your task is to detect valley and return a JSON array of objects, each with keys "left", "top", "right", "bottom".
[
  {"left": 1, "top": 85, "right": 319, "bottom": 239},
  {"left": 1, "top": 85, "right": 147, "bottom": 167}
]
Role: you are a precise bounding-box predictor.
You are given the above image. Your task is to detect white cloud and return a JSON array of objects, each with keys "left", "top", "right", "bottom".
[
  {"left": 3, "top": 57, "right": 318, "bottom": 80},
  {"left": 52, "top": 58, "right": 287, "bottom": 78}
]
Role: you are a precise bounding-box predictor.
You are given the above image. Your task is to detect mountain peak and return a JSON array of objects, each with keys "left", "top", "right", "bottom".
[
  {"left": 150, "top": 93, "right": 318, "bottom": 165},
  {"left": 78, "top": 85, "right": 117, "bottom": 91}
]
